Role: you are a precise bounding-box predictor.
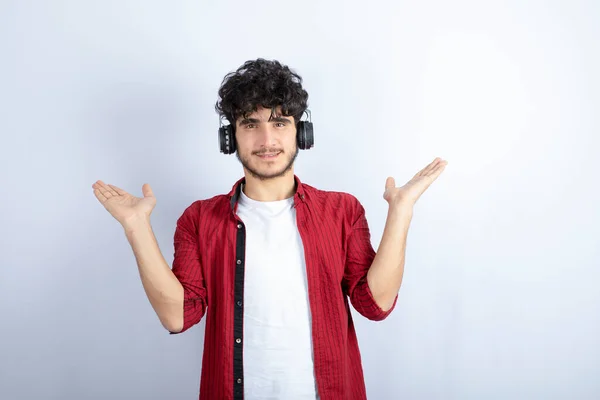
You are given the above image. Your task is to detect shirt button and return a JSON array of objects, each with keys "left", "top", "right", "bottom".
[
  {"left": 237, "top": 301, "right": 242, "bottom": 307},
  {"left": 236, "top": 338, "right": 241, "bottom": 343},
  {"left": 236, "top": 259, "right": 241, "bottom": 265},
  {"left": 237, "top": 224, "right": 242, "bottom": 229},
  {"left": 237, "top": 378, "right": 242, "bottom": 384}
]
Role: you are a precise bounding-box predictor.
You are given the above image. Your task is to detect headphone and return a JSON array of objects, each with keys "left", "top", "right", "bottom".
[{"left": 219, "top": 109, "right": 314, "bottom": 154}]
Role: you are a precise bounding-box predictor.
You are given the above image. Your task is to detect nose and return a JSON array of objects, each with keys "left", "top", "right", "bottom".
[{"left": 255, "top": 125, "right": 278, "bottom": 149}]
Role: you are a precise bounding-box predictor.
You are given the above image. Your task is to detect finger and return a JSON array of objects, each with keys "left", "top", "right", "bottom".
[
  {"left": 92, "top": 181, "right": 116, "bottom": 201},
  {"left": 414, "top": 159, "right": 437, "bottom": 178},
  {"left": 93, "top": 188, "right": 108, "bottom": 203},
  {"left": 428, "top": 161, "right": 448, "bottom": 179},
  {"left": 97, "top": 180, "right": 118, "bottom": 198},
  {"left": 420, "top": 157, "right": 444, "bottom": 177},
  {"left": 142, "top": 183, "right": 154, "bottom": 198},
  {"left": 385, "top": 177, "right": 395, "bottom": 189},
  {"left": 108, "top": 184, "right": 127, "bottom": 196}
]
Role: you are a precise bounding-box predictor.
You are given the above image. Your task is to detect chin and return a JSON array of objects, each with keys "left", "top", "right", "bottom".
[
  {"left": 237, "top": 147, "right": 298, "bottom": 180},
  {"left": 246, "top": 162, "right": 294, "bottom": 181}
]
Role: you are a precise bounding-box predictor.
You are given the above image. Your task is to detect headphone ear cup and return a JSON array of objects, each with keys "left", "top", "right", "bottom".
[
  {"left": 296, "top": 121, "right": 314, "bottom": 150},
  {"left": 219, "top": 125, "right": 236, "bottom": 154}
]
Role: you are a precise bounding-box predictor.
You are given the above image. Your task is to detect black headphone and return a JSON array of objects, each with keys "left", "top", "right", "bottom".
[{"left": 219, "top": 109, "right": 314, "bottom": 154}]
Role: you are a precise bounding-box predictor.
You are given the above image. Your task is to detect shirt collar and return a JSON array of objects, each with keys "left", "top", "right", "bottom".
[{"left": 228, "top": 174, "right": 306, "bottom": 211}]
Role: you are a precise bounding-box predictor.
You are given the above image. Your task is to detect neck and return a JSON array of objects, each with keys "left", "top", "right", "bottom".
[{"left": 242, "top": 169, "right": 297, "bottom": 201}]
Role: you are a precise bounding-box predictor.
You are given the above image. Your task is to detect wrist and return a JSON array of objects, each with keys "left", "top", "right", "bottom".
[
  {"left": 389, "top": 202, "right": 414, "bottom": 219},
  {"left": 123, "top": 214, "right": 151, "bottom": 233}
]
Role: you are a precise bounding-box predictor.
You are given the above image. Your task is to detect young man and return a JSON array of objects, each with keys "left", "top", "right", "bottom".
[{"left": 92, "top": 58, "right": 447, "bottom": 400}]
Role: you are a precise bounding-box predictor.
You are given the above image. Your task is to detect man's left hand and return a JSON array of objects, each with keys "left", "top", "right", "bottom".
[{"left": 383, "top": 157, "right": 448, "bottom": 209}]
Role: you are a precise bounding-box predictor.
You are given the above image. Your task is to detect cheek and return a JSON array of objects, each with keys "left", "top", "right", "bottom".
[
  {"left": 235, "top": 138, "right": 250, "bottom": 153},
  {"left": 286, "top": 136, "right": 298, "bottom": 149}
]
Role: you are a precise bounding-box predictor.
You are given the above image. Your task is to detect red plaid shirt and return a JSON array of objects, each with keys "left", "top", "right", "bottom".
[{"left": 170, "top": 175, "right": 397, "bottom": 399}]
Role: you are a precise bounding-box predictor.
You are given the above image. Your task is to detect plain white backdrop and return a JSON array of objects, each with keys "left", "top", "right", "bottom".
[{"left": 1, "top": 1, "right": 599, "bottom": 399}]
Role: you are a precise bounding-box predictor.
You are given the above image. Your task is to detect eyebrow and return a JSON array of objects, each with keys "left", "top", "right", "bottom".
[{"left": 238, "top": 116, "right": 293, "bottom": 126}]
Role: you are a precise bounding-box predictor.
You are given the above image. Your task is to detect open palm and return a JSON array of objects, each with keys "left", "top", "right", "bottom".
[
  {"left": 92, "top": 180, "right": 156, "bottom": 225},
  {"left": 383, "top": 157, "right": 448, "bottom": 208}
]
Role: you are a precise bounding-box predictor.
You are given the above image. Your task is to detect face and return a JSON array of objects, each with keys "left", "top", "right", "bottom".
[{"left": 234, "top": 106, "right": 299, "bottom": 181}]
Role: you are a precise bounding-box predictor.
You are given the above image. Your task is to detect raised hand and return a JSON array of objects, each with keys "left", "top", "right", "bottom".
[
  {"left": 383, "top": 157, "right": 448, "bottom": 209},
  {"left": 92, "top": 180, "right": 157, "bottom": 226}
]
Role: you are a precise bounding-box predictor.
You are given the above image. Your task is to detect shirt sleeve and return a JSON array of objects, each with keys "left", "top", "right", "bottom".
[
  {"left": 342, "top": 196, "right": 398, "bottom": 321},
  {"left": 169, "top": 201, "right": 208, "bottom": 334}
]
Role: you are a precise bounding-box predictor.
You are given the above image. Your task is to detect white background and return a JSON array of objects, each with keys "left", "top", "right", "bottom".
[{"left": 1, "top": 1, "right": 599, "bottom": 399}]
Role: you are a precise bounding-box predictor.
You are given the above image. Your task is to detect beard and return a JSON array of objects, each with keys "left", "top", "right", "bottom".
[{"left": 236, "top": 144, "right": 299, "bottom": 181}]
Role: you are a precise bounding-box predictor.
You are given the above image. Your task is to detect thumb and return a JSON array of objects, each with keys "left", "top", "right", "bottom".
[
  {"left": 385, "top": 177, "right": 395, "bottom": 190},
  {"left": 142, "top": 183, "right": 154, "bottom": 198}
]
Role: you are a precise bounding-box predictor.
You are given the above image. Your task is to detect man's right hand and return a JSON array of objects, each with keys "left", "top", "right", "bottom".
[
  {"left": 93, "top": 179, "right": 184, "bottom": 332},
  {"left": 92, "top": 180, "right": 157, "bottom": 227}
]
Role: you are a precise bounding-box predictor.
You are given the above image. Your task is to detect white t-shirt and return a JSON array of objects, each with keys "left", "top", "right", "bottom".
[{"left": 236, "top": 184, "right": 319, "bottom": 399}]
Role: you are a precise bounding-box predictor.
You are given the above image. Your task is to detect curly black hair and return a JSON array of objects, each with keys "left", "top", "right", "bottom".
[{"left": 214, "top": 58, "right": 309, "bottom": 129}]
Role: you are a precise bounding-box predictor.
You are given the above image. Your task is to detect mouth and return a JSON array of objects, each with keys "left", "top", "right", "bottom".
[{"left": 256, "top": 151, "right": 282, "bottom": 160}]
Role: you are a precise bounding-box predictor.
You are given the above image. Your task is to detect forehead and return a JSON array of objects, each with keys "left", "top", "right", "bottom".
[{"left": 237, "top": 106, "right": 287, "bottom": 121}]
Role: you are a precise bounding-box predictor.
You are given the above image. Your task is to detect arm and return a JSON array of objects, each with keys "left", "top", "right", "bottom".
[
  {"left": 167, "top": 202, "right": 208, "bottom": 334},
  {"left": 124, "top": 201, "right": 207, "bottom": 334},
  {"left": 366, "top": 204, "right": 412, "bottom": 312},
  {"left": 124, "top": 215, "right": 185, "bottom": 332},
  {"left": 342, "top": 198, "right": 399, "bottom": 321},
  {"left": 368, "top": 157, "right": 447, "bottom": 310}
]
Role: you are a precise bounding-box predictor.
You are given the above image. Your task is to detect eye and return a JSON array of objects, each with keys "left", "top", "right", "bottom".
[{"left": 275, "top": 122, "right": 285, "bottom": 127}]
